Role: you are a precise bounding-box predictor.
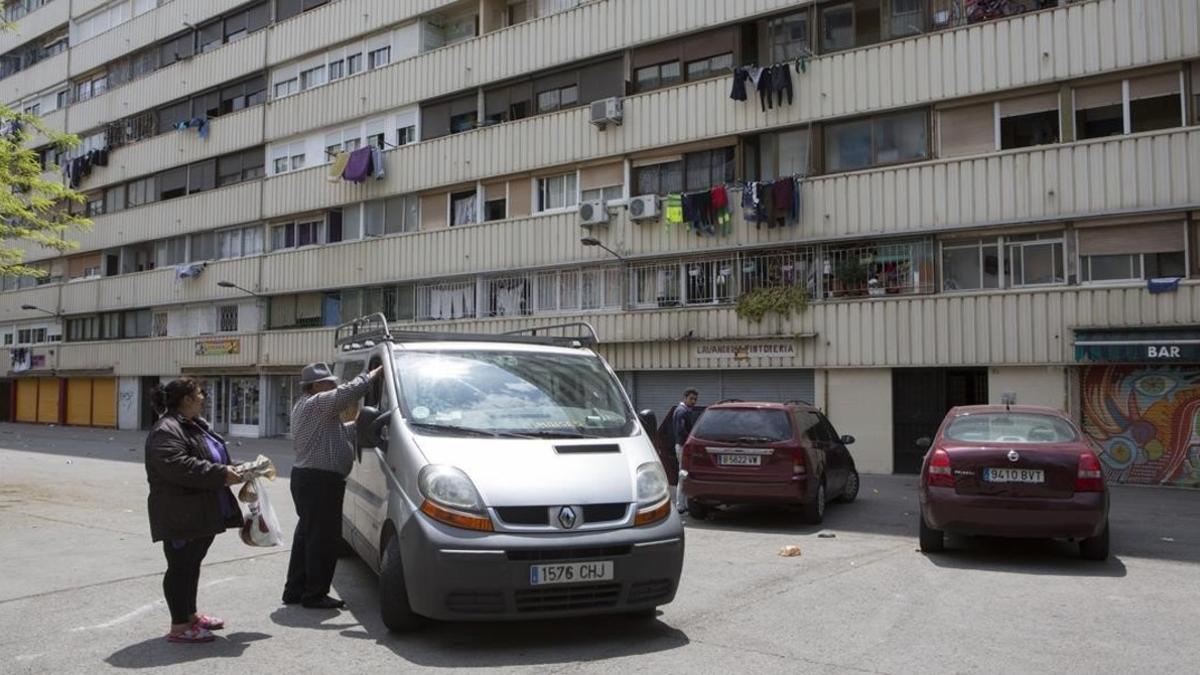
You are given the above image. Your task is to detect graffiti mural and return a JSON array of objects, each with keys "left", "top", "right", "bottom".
[{"left": 1080, "top": 366, "right": 1200, "bottom": 488}]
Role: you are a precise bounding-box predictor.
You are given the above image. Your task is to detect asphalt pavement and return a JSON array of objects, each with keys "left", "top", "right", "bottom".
[{"left": 0, "top": 423, "right": 1197, "bottom": 674}]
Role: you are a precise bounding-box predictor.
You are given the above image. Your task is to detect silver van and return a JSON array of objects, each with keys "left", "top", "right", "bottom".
[{"left": 334, "top": 315, "right": 684, "bottom": 631}]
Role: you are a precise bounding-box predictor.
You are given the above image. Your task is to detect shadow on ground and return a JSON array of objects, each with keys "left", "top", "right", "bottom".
[{"left": 105, "top": 631, "right": 272, "bottom": 669}]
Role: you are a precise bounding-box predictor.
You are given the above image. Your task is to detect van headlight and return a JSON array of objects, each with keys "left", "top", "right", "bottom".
[
  {"left": 634, "top": 462, "right": 670, "bottom": 526},
  {"left": 417, "top": 465, "right": 493, "bottom": 532}
]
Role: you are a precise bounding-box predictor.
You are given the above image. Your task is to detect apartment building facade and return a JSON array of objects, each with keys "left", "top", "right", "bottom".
[{"left": 2, "top": 0, "right": 1198, "bottom": 487}]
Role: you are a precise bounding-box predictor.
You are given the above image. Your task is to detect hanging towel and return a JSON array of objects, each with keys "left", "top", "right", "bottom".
[
  {"left": 664, "top": 193, "right": 683, "bottom": 230},
  {"left": 371, "top": 147, "right": 385, "bottom": 180},
  {"left": 175, "top": 262, "right": 206, "bottom": 280},
  {"left": 771, "top": 178, "right": 793, "bottom": 227},
  {"left": 1148, "top": 277, "right": 1182, "bottom": 294},
  {"left": 711, "top": 185, "right": 732, "bottom": 235},
  {"left": 341, "top": 147, "right": 374, "bottom": 183},
  {"left": 327, "top": 152, "right": 350, "bottom": 182},
  {"left": 791, "top": 177, "right": 802, "bottom": 225}
]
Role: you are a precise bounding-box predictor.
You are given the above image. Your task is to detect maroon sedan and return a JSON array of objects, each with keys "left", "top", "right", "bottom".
[
  {"left": 680, "top": 402, "right": 859, "bottom": 524},
  {"left": 917, "top": 405, "right": 1110, "bottom": 560}
]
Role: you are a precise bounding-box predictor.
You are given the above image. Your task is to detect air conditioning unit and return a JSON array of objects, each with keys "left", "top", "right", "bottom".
[
  {"left": 589, "top": 97, "right": 623, "bottom": 129},
  {"left": 629, "top": 194, "right": 659, "bottom": 221},
  {"left": 578, "top": 200, "right": 610, "bottom": 227}
]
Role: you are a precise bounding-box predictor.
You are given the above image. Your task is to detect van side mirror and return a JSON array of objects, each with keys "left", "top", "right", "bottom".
[
  {"left": 638, "top": 409, "right": 657, "bottom": 437},
  {"left": 357, "top": 406, "right": 392, "bottom": 452},
  {"left": 841, "top": 434, "right": 856, "bottom": 445},
  {"left": 915, "top": 436, "right": 932, "bottom": 449}
]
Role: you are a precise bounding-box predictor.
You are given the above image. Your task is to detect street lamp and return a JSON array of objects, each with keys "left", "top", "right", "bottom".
[
  {"left": 580, "top": 236, "right": 625, "bottom": 261},
  {"left": 20, "top": 304, "right": 58, "bottom": 317},
  {"left": 217, "top": 280, "right": 260, "bottom": 297}
]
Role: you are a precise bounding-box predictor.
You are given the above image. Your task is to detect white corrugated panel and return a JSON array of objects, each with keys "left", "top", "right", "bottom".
[{"left": 0, "top": 0, "right": 70, "bottom": 55}]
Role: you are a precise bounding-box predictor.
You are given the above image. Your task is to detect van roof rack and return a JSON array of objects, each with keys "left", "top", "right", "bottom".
[{"left": 335, "top": 316, "right": 599, "bottom": 351}]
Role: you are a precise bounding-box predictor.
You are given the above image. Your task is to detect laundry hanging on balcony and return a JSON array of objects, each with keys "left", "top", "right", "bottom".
[
  {"left": 175, "top": 262, "right": 206, "bottom": 281},
  {"left": 741, "top": 176, "right": 801, "bottom": 229},
  {"left": 327, "top": 151, "right": 350, "bottom": 182},
  {"left": 60, "top": 147, "right": 110, "bottom": 189},
  {"left": 730, "top": 56, "right": 807, "bottom": 111},
  {"left": 174, "top": 116, "right": 210, "bottom": 140},
  {"left": 341, "top": 146, "right": 376, "bottom": 183},
  {"left": 666, "top": 186, "right": 734, "bottom": 238},
  {"left": 10, "top": 348, "right": 31, "bottom": 373}
]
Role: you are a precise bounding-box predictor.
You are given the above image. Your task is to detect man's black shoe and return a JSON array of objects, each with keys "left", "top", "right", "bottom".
[
  {"left": 282, "top": 594, "right": 302, "bottom": 605},
  {"left": 301, "top": 596, "right": 346, "bottom": 610}
]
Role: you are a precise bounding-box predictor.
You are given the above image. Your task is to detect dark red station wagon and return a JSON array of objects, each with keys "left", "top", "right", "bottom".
[
  {"left": 679, "top": 402, "right": 860, "bottom": 523},
  {"left": 917, "top": 405, "right": 1110, "bottom": 560}
]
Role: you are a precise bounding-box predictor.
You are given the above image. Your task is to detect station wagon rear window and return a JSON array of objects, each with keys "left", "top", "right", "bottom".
[
  {"left": 691, "top": 409, "right": 793, "bottom": 443},
  {"left": 944, "top": 413, "right": 1079, "bottom": 444},
  {"left": 392, "top": 350, "right": 634, "bottom": 438}
]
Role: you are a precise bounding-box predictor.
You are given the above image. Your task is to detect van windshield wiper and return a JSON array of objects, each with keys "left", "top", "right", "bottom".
[
  {"left": 511, "top": 429, "right": 608, "bottom": 439},
  {"left": 407, "top": 422, "right": 524, "bottom": 438}
]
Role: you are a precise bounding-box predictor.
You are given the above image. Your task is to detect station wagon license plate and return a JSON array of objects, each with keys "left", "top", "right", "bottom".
[
  {"left": 529, "top": 560, "right": 613, "bottom": 586},
  {"left": 984, "top": 468, "right": 1045, "bottom": 483},
  {"left": 717, "top": 454, "right": 762, "bottom": 466}
]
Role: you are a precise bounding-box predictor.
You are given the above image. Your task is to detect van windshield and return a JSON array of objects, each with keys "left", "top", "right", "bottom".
[{"left": 392, "top": 349, "right": 635, "bottom": 438}]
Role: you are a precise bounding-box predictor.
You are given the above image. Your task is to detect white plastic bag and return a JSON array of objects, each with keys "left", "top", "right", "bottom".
[{"left": 238, "top": 477, "right": 285, "bottom": 547}]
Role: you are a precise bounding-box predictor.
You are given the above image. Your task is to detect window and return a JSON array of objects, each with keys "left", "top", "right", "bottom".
[
  {"left": 156, "top": 237, "right": 188, "bottom": 266},
  {"left": 188, "top": 160, "right": 217, "bottom": 194},
  {"left": 824, "top": 109, "right": 929, "bottom": 172},
  {"left": 450, "top": 111, "right": 477, "bottom": 134},
  {"left": 218, "top": 306, "right": 239, "bottom": 333},
  {"left": 634, "top": 159, "right": 684, "bottom": 195},
  {"left": 383, "top": 195, "right": 419, "bottom": 234},
  {"left": 229, "top": 378, "right": 259, "bottom": 426},
  {"left": 86, "top": 193, "right": 105, "bottom": 217},
  {"left": 105, "top": 186, "right": 126, "bottom": 213},
  {"left": 941, "top": 239, "right": 1000, "bottom": 291},
  {"left": 685, "top": 53, "right": 733, "bottom": 82},
  {"left": 152, "top": 312, "right": 168, "bottom": 337},
  {"left": 24, "top": 103, "right": 40, "bottom": 116},
  {"left": 537, "top": 173, "right": 578, "bottom": 212},
  {"left": 581, "top": 185, "right": 623, "bottom": 203},
  {"left": 1078, "top": 223, "right": 1187, "bottom": 283},
  {"left": 368, "top": 46, "right": 391, "bottom": 69},
  {"left": 635, "top": 61, "right": 682, "bottom": 92},
  {"left": 124, "top": 310, "right": 152, "bottom": 339},
  {"left": 684, "top": 148, "right": 735, "bottom": 192},
  {"left": 485, "top": 197, "right": 507, "bottom": 221},
  {"left": 189, "top": 231, "right": 217, "bottom": 262},
  {"left": 1130, "top": 76, "right": 1183, "bottom": 133},
  {"left": 271, "top": 142, "right": 307, "bottom": 175},
  {"left": 397, "top": 125, "right": 416, "bottom": 145},
  {"left": 451, "top": 191, "right": 478, "bottom": 226},
  {"left": 508, "top": 0, "right": 529, "bottom": 25},
  {"left": 159, "top": 166, "right": 188, "bottom": 200},
  {"left": 347, "top": 53, "right": 363, "bottom": 75},
  {"left": 536, "top": 84, "right": 578, "bottom": 113},
  {"left": 328, "top": 59, "right": 345, "bottom": 81},
  {"left": 1006, "top": 233, "right": 1065, "bottom": 287},
  {"left": 300, "top": 65, "right": 326, "bottom": 91},
  {"left": 998, "top": 96, "right": 1060, "bottom": 150},
  {"left": 768, "top": 11, "right": 811, "bottom": 63},
  {"left": 820, "top": 0, "right": 883, "bottom": 53},
  {"left": 274, "top": 78, "right": 298, "bottom": 99},
  {"left": 127, "top": 177, "right": 158, "bottom": 207},
  {"left": 221, "top": 76, "right": 266, "bottom": 114},
  {"left": 198, "top": 21, "right": 223, "bottom": 52}
]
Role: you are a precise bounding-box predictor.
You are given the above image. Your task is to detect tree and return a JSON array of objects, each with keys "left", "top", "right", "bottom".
[{"left": 0, "top": 102, "right": 91, "bottom": 279}]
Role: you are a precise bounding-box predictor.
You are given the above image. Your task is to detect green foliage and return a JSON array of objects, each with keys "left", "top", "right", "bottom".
[
  {"left": 735, "top": 285, "right": 809, "bottom": 323},
  {"left": 834, "top": 255, "right": 869, "bottom": 288},
  {"left": 0, "top": 104, "right": 90, "bottom": 278}
]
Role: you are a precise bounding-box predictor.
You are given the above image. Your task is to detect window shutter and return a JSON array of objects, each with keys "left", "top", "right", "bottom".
[
  {"left": 998, "top": 92, "right": 1059, "bottom": 117},
  {"left": 938, "top": 104, "right": 995, "bottom": 157},
  {"left": 1078, "top": 222, "right": 1185, "bottom": 256}
]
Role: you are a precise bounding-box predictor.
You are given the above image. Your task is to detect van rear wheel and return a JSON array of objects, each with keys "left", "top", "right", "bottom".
[{"left": 380, "top": 535, "right": 425, "bottom": 632}]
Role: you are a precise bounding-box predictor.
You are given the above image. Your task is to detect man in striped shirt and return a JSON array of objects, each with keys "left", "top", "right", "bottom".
[{"left": 282, "top": 362, "right": 381, "bottom": 610}]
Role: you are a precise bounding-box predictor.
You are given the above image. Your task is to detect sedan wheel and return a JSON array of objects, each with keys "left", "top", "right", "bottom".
[
  {"left": 839, "top": 469, "right": 860, "bottom": 503},
  {"left": 1079, "top": 519, "right": 1110, "bottom": 561},
  {"left": 919, "top": 514, "right": 944, "bottom": 553},
  {"left": 801, "top": 478, "right": 825, "bottom": 525}
]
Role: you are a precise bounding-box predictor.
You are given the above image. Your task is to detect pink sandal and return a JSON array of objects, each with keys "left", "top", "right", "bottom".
[
  {"left": 194, "top": 613, "right": 225, "bottom": 631},
  {"left": 166, "top": 626, "right": 216, "bottom": 644}
]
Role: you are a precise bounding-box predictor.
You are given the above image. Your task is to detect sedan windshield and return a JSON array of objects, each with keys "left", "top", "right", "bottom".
[
  {"left": 392, "top": 349, "right": 635, "bottom": 438},
  {"left": 944, "top": 413, "right": 1079, "bottom": 444}
]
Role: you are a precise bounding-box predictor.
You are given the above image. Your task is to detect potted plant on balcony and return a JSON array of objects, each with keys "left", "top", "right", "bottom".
[
  {"left": 834, "top": 256, "right": 869, "bottom": 297},
  {"left": 735, "top": 285, "right": 809, "bottom": 323}
]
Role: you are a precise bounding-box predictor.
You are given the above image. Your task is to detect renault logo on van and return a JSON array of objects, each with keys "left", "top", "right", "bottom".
[{"left": 557, "top": 507, "right": 578, "bottom": 529}]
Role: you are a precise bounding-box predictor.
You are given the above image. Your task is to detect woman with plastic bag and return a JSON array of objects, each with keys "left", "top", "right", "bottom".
[{"left": 144, "top": 378, "right": 244, "bottom": 644}]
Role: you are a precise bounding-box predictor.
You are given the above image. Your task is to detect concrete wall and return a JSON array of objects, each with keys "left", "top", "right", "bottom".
[
  {"left": 825, "top": 368, "right": 893, "bottom": 475},
  {"left": 987, "top": 366, "right": 1070, "bottom": 411}
]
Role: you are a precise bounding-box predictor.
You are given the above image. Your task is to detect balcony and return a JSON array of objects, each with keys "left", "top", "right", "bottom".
[
  {"left": 1, "top": 50, "right": 67, "bottom": 105},
  {"left": 265, "top": 0, "right": 459, "bottom": 66},
  {"left": 66, "top": 30, "right": 267, "bottom": 135},
  {"left": 0, "top": 284, "right": 62, "bottom": 323},
  {"left": 0, "top": 0, "right": 67, "bottom": 55},
  {"left": 80, "top": 106, "right": 266, "bottom": 191},
  {"left": 58, "top": 256, "right": 260, "bottom": 315},
  {"left": 67, "top": 0, "right": 251, "bottom": 79},
  {"left": 53, "top": 333, "right": 261, "bottom": 376}
]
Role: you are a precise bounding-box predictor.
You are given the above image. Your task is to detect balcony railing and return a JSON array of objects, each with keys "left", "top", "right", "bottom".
[{"left": 2, "top": 0, "right": 53, "bottom": 23}]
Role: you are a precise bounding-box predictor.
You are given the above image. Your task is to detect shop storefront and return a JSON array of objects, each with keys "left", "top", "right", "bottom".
[
  {"left": 189, "top": 373, "right": 263, "bottom": 438},
  {"left": 1076, "top": 327, "right": 1200, "bottom": 488},
  {"left": 265, "top": 373, "right": 303, "bottom": 438},
  {"left": 64, "top": 377, "right": 117, "bottom": 428}
]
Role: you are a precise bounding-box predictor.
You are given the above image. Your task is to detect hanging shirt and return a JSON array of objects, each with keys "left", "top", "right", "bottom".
[
  {"left": 327, "top": 152, "right": 350, "bottom": 182},
  {"left": 729, "top": 68, "right": 750, "bottom": 101},
  {"left": 371, "top": 147, "right": 385, "bottom": 180},
  {"left": 341, "top": 147, "right": 374, "bottom": 183},
  {"left": 665, "top": 194, "right": 683, "bottom": 227}
]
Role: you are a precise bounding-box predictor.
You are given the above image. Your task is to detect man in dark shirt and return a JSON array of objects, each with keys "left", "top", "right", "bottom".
[{"left": 672, "top": 388, "right": 700, "bottom": 514}]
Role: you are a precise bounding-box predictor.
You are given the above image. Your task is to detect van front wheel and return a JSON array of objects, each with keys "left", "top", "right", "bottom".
[{"left": 380, "top": 535, "right": 425, "bottom": 632}]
